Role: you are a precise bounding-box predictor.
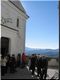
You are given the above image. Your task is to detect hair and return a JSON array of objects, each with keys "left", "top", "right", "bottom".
[{"left": 12, "top": 54, "right": 15, "bottom": 57}]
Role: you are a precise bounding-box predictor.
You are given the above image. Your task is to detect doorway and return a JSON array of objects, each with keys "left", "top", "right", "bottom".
[{"left": 1, "top": 37, "right": 9, "bottom": 57}]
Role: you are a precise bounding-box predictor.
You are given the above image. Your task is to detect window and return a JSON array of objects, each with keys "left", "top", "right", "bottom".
[{"left": 17, "top": 18, "right": 19, "bottom": 27}]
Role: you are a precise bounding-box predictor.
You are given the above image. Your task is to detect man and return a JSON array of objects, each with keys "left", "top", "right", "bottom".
[
  {"left": 6, "top": 54, "right": 10, "bottom": 73},
  {"left": 16, "top": 54, "right": 21, "bottom": 67},
  {"left": 41, "top": 56, "right": 48, "bottom": 79},
  {"left": 44, "top": 56, "right": 48, "bottom": 79},
  {"left": 30, "top": 54, "right": 36, "bottom": 76},
  {"left": 10, "top": 54, "right": 16, "bottom": 73},
  {"left": 37, "top": 55, "right": 42, "bottom": 77}
]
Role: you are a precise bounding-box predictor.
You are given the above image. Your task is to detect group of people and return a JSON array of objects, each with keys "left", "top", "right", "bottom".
[
  {"left": 1, "top": 52, "right": 48, "bottom": 79},
  {"left": 29, "top": 54, "right": 48, "bottom": 79},
  {"left": 1, "top": 53, "right": 26, "bottom": 76}
]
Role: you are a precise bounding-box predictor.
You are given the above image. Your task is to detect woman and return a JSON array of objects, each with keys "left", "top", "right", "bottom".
[
  {"left": 1, "top": 55, "right": 7, "bottom": 76},
  {"left": 22, "top": 52, "right": 26, "bottom": 68}
]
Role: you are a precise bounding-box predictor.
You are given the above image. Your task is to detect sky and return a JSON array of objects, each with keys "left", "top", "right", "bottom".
[{"left": 21, "top": 0, "right": 59, "bottom": 49}]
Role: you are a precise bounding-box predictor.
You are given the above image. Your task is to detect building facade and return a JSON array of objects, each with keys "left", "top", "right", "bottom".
[{"left": 1, "top": 0, "right": 28, "bottom": 56}]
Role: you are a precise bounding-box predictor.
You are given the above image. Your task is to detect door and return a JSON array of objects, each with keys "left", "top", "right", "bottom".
[{"left": 1, "top": 37, "right": 9, "bottom": 57}]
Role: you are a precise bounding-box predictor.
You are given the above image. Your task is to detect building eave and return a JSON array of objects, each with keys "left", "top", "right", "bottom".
[{"left": 9, "top": 0, "right": 29, "bottom": 19}]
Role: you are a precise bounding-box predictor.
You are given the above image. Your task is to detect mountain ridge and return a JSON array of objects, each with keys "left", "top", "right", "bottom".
[{"left": 25, "top": 47, "right": 59, "bottom": 57}]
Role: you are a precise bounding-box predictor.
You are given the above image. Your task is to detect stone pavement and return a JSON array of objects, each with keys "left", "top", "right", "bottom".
[
  {"left": 26, "top": 66, "right": 59, "bottom": 79},
  {"left": 1, "top": 66, "right": 59, "bottom": 79},
  {"left": 1, "top": 67, "right": 34, "bottom": 79}
]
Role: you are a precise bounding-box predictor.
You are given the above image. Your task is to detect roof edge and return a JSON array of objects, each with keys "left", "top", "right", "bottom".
[{"left": 9, "top": 0, "right": 29, "bottom": 19}]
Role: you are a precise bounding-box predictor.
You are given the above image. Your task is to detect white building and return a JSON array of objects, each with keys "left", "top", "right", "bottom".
[{"left": 1, "top": 0, "right": 29, "bottom": 57}]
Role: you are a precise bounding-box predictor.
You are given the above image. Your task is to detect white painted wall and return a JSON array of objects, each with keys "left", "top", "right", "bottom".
[
  {"left": 1, "top": 1, "right": 27, "bottom": 30},
  {"left": 1, "top": 0, "right": 28, "bottom": 56}
]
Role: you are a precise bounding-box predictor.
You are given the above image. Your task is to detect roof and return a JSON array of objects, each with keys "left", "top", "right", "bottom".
[{"left": 9, "top": 0, "right": 26, "bottom": 14}]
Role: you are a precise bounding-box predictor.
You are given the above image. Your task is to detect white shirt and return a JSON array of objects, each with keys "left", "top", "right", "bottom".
[{"left": 1, "top": 58, "right": 7, "bottom": 66}]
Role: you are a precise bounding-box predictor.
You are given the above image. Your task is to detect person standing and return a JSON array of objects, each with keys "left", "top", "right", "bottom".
[
  {"left": 5, "top": 55, "right": 8, "bottom": 73},
  {"left": 41, "top": 56, "right": 48, "bottom": 79},
  {"left": 1, "top": 55, "right": 7, "bottom": 76},
  {"left": 16, "top": 54, "right": 21, "bottom": 67},
  {"left": 43, "top": 56, "right": 48, "bottom": 79},
  {"left": 37, "top": 55, "right": 42, "bottom": 77},
  {"left": 30, "top": 54, "right": 36, "bottom": 76},
  {"left": 9, "top": 57, "right": 13, "bottom": 73},
  {"left": 9, "top": 54, "right": 16, "bottom": 73},
  {"left": 22, "top": 52, "right": 26, "bottom": 68},
  {"left": 6, "top": 54, "right": 10, "bottom": 73}
]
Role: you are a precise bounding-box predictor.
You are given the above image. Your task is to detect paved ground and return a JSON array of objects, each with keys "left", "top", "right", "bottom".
[
  {"left": 1, "top": 67, "right": 34, "bottom": 79},
  {"left": 1, "top": 65, "right": 59, "bottom": 79},
  {"left": 26, "top": 66, "right": 59, "bottom": 79}
]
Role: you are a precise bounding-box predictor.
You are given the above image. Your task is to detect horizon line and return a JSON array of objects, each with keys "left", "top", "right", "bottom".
[{"left": 25, "top": 46, "right": 59, "bottom": 50}]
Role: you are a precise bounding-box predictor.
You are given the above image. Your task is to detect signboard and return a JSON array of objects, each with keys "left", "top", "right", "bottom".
[{"left": 1, "top": 17, "right": 12, "bottom": 24}]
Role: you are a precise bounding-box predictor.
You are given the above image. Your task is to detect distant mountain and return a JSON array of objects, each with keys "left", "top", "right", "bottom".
[
  {"left": 25, "top": 47, "right": 59, "bottom": 57},
  {"left": 25, "top": 47, "right": 33, "bottom": 51}
]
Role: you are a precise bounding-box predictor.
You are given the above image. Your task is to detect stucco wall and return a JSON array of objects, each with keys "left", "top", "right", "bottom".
[
  {"left": 1, "top": 0, "right": 28, "bottom": 56},
  {"left": 1, "top": 1, "right": 27, "bottom": 30}
]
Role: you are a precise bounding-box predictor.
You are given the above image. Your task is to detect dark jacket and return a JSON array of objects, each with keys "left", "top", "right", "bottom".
[
  {"left": 42, "top": 57, "right": 48, "bottom": 69},
  {"left": 37, "top": 57, "right": 42, "bottom": 68},
  {"left": 30, "top": 56, "right": 36, "bottom": 69}
]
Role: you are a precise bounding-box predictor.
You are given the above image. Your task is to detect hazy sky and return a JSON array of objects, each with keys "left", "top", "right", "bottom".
[{"left": 21, "top": 1, "right": 59, "bottom": 49}]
